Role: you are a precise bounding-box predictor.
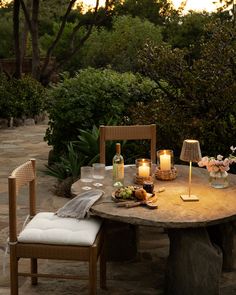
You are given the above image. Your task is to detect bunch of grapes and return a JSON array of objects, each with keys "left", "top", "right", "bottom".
[{"left": 119, "top": 186, "right": 135, "bottom": 199}]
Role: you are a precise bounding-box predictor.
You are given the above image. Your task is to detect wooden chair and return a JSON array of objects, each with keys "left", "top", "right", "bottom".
[
  {"left": 8, "top": 159, "right": 106, "bottom": 295},
  {"left": 99, "top": 124, "right": 156, "bottom": 261},
  {"left": 99, "top": 124, "right": 157, "bottom": 164}
]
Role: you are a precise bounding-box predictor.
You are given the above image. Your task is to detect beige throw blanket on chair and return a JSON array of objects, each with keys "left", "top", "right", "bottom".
[{"left": 55, "top": 189, "right": 104, "bottom": 219}]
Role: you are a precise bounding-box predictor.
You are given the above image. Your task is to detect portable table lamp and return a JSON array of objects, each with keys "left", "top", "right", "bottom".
[{"left": 180, "top": 139, "right": 202, "bottom": 201}]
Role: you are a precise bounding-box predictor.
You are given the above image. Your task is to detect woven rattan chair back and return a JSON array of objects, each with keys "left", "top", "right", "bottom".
[
  {"left": 99, "top": 124, "right": 156, "bottom": 164},
  {"left": 8, "top": 159, "right": 106, "bottom": 295}
]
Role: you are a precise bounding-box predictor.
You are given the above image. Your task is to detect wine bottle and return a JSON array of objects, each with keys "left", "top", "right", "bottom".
[{"left": 113, "top": 143, "right": 124, "bottom": 188}]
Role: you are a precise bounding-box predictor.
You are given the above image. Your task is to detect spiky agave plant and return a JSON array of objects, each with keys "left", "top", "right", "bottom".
[
  {"left": 77, "top": 124, "right": 127, "bottom": 165},
  {"left": 45, "top": 142, "right": 84, "bottom": 197},
  {"left": 77, "top": 125, "right": 100, "bottom": 165}
]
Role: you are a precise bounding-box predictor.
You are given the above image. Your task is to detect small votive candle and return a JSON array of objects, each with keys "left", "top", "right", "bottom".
[{"left": 157, "top": 150, "right": 174, "bottom": 171}]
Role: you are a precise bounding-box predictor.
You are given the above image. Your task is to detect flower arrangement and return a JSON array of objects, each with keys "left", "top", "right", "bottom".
[{"left": 198, "top": 146, "right": 236, "bottom": 173}]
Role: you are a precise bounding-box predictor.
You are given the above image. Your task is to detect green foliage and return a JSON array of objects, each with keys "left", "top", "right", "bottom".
[
  {"left": 136, "top": 19, "right": 236, "bottom": 158},
  {"left": 10, "top": 75, "right": 47, "bottom": 117},
  {"left": 80, "top": 15, "right": 163, "bottom": 72},
  {"left": 0, "top": 74, "right": 46, "bottom": 119},
  {"left": 76, "top": 122, "right": 129, "bottom": 165},
  {"left": 77, "top": 125, "right": 100, "bottom": 165},
  {"left": 163, "top": 12, "right": 213, "bottom": 59},
  {"left": 45, "top": 141, "right": 85, "bottom": 197},
  {"left": 45, "top": 68, "right": 157, "bottom": 157},
  {"left": 41, "top": 15, "right": 163, "bottom": 73},
  {"left": 39, "top": 0, "right": 79, "bottom": 35},
  {"left": 0, "top": 3, "right": 15, "bottom": 58},
  {"left": 40, "top": 21, "right": 85, "bottom": 71},
  {"left": 0, "top": 11, "right": 13, "bottom": 58},
  {"left": 0, "top": 73, "right": 13, "bottom": 118},
  {"left": 113, "top": 0, "right": 176, "bottom": 25},
  {"left": 45, "top": 142, "right": 84, "bottom": 181}
]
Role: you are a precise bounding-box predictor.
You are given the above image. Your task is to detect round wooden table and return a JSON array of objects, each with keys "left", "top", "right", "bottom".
[{"left": 72, "top": 165, "right": 236, "bottom": 295}]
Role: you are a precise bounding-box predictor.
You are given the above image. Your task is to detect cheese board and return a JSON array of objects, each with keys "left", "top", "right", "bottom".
[{"left": 111, "top": 185, "right": 158, "bottom": 209}]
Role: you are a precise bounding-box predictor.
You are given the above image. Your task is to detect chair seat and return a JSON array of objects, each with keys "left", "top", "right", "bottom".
[{"left": 18, "top": 212, "right": 102, "bottom": 246}]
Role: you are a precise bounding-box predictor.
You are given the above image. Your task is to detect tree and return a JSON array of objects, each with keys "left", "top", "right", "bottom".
[
  {"left": 163, "top": 11, "right": 213, "bottom": 60},
  {"left": 113, "top": 0, "right": 176, "bottom": 25},
  {"left": 12, "top": 0, "right": 112, "bottom": 84},
  {"left": 79, "top": 15, "right": 163, "bottom": 72},
  {"left": 218, "top": 0, "right": 236, "bottom": 27},
  {"left": 0, "top": 6, "right": 14, "bottom": 58},
  {"left": 137, "top": 19, "right": 236, "bottom": 156},
  {"left": 13, "top": 0, "right": 21, "bottom": 78}
]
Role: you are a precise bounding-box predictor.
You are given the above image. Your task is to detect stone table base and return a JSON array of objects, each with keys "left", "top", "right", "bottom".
[
  {"left": 105, "top": 220, "right": 138, "bottom": 261},
  {"left": 165, "top": 228, "right": 223, "bottom": 295}
]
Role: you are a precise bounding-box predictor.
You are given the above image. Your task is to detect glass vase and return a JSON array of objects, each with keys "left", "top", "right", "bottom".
[{"left": 209, "top": 171, "right": 229, "bottom": 189}]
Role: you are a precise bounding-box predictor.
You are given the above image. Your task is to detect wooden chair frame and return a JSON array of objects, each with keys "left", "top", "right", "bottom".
[
  {"left": 99, "top": 124, "right": 156, "bottom": 164},
  {"left": 8, "top": 159, "right": 106, "bottom": 295}
]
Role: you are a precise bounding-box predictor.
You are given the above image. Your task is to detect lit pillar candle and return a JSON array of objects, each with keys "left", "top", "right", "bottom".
[
  {"left": 160, "top": 154, "right": 171, "bottom": 171},
  {"left": 138, "top": 164, "right": 150, "bottom": 177}
]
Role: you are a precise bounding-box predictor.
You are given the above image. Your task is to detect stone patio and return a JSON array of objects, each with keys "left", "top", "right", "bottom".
[{"left": 0, "top": 124, "right": 235, "bottom": 295}]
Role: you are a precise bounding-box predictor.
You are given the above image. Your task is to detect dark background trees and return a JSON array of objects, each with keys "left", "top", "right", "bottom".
[
  {"left": 137, "top": 18, "right": 236, "bottom": 157},
  {"left": 1, "top": 0, "right": 234, "bottom": 81},
  {"left": 0, "top": 0, "right": 236, "bottom": 166},
  {"left": 8, "top": 0, "right": 104, "bottom": 83}
]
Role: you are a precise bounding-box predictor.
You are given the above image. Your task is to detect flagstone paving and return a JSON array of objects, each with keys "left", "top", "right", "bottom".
[{"left": 0, "top": 124, "right": 235, "bottom": 295}]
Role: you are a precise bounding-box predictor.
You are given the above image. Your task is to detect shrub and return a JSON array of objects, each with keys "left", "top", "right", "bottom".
[
  {"left": 45, "top": 68, "right": 157, "bottom": 157},
  {"left": 10, "top": 75, "right": 47, "bottom": 118},
  {"left": 0, "top": 74, "right": 47, "bottom": 120},
  {"left": 0, "top": 73, "right": 13, "bottom": 119}
]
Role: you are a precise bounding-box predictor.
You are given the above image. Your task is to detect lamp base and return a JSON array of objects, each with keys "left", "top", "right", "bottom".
[{"left": 180, "top": 194, "right": 199, "bottom": 201}]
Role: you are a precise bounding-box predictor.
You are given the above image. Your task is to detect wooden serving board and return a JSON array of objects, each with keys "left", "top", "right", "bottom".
[{"left": 111, "top": 192, "right": 158, "bottom": 209}]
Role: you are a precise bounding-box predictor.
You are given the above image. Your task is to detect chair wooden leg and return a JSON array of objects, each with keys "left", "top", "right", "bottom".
[
  {"left": 31, "top": 258, "right": 38, "bottom": 285},
  {"left": 89, "top": 246, "right": 97, "bottom": 295},
  {"left": 10, "top": 248, "right": 18, "bottom": 295},
  {"left": 100, "top": 241, "right": 107, "bottom": 289}
]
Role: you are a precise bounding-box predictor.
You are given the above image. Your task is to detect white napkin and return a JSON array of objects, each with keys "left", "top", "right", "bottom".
[{"left": 55, "top": 189, "right": 104, "bottom": 219}]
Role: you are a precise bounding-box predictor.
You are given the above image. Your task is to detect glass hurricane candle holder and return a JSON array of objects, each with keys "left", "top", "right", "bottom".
[
  {"left": 135, "top": 158, "right": 152, "bottom": 185},
  {"left": 156, "top": 150, "right": 177, "bottom": 181}
]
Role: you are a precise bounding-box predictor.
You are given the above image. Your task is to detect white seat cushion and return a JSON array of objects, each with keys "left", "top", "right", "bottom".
[{"left": 18, "top": 212, "right": 102, "bottom": 246}]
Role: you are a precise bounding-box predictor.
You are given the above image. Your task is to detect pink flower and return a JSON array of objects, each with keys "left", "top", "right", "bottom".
[
  {"left": 214, "top": 160, "right": 221, "bottom": 166},
  {"left": 223, "top": 158, "right": 230, "bottom": 166},
  {"left": 208, "top": 159, "right": 216, "bottom": 167},
  {"left": 198, "top": 156, "right": 208, "bottom": 167},
  {"left": 217, "top": 155, "right": 223, "bottom": 160},
  {"left": 220, "top": 165, "right": 229, "bottom": 172},
  {"left": 230, "top": 146, "right": 236, "bottom": 152},
  {"left": 198, "top": 147, "right": 236, "bottom": 173},
  {"left": 207, "top": 166, "right": 214, "bottom": 172}
]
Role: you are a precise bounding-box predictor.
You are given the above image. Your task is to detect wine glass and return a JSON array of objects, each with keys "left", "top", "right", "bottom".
[
  {"left": 92, "top": 163, "right": 105, "bottom": 187},
  {"left": 80, "top": 166, "right": 93, "bottom": 190}
]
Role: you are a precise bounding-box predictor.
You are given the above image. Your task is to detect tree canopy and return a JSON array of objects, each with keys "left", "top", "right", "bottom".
[{"left": 137, "top": 18, "right": 236, "bottom": 156}]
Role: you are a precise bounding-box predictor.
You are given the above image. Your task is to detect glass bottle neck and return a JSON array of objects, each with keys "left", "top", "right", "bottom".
[{"left": 116, "top": 143, "right": 121, "bottom": 155}]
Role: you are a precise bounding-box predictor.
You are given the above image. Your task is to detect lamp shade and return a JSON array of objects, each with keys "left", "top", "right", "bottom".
[{"left": 180, "top": 139, "right": 202, "bottom": 162}]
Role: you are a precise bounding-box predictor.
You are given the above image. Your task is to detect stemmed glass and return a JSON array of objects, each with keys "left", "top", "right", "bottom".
[
  {"left": 92, "top": 163, "right": 105, "bottom": 187},
  {"left": 80, "top": 166, "right": 93, "bottom": 190}
]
